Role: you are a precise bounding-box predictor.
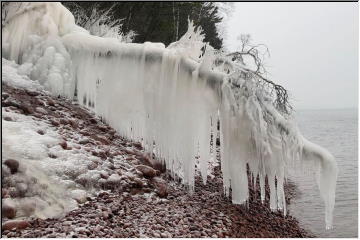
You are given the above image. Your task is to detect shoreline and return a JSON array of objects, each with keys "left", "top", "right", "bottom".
[{"left": 1, "top": 83, "right": 313, "bottom": 238}]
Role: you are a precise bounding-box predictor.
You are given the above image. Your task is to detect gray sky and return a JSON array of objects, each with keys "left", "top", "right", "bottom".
[{"left": 225, "top": 2, "right": 358, "bottom": 110}]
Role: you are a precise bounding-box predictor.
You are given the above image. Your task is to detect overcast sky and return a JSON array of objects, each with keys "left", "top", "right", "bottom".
[{"left": 225, "top": 2, "right": 358, "bottom": 110}]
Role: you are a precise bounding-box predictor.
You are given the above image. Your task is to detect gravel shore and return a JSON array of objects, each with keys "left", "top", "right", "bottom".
[{"left": 1, "top": 83, "right": 313, "bottom": 238}]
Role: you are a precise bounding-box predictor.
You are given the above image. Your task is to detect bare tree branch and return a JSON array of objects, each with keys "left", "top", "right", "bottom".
[{"left": 224, "top": 34, "right": 292, "bottom": 114}]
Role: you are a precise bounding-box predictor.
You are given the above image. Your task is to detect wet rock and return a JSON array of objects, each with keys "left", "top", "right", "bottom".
[
  {"left": 47, "top": 99, "right": 55, "bottom": 106},
  {"left": 2, "top": 220, "right": 30, "bottom": 231},
  {"left": 2, "top": 92, "right": 9, "bottom": 99},
  {"left": 2, "top": 189, "right": 10, "bottom": 198},
  {"left": 2, "top": 199, "right": 16, "bottom": 219},
  {"left": 133, "top": 142, "right": 142, "bottom": 150},
  {"left": 135, "top": 165, "right": 156, "bottom": 178},
  {"left": 37, "top": 129, "right": 45, "bottom": 135},
  {"left": 35, "top": 107, "right": 47, "bottom": 115},
  {"left": 51, "top": 119, "right": 61, "bottom": 127},
  {"left": 4, "top": 116, "right": 13, "bottom": 121},
  {"left": 160, "top": 231, "right": 172, "bottom": 238},
  {"left": 123, "top": 149, "right": 135, "bottom": 155},
  {"left": 19, "top": 103, "right": 33, "bottom": 115},
  {"left": 48, "top": 153, "right": 57, "bottom": 159},
  {"left": 59, "top": 141, "right": 67, "bottom": 150},
  {"left": 98, "top": 125, "right": 108, "bottom": 132},
  {"left": 25, "top": 90, "right": 39, "bottom": 96},
  {"left": 89, "top": 118, "right": 97, "bottom": 124},
  {"left": 94, "top": 135, "right": 110, "bottom": 145},
  {"left": 4, "top": 159, "right": 19, "bottom": 174},
  {"left": 152, "top": 177, "right": 168, "bottom": 198},
  {"left": 69, "top": 119, "right": 78, "bottom": 129},
  {"left": 133, "top": 178, "right": 144, "bottom": 188},
  {"left": 87, "top": 162, "right": 98, "bottom": 170},
  {"left": 79, "top": 138, "right": 90, "bottom": 144},
  {"left": 59, "top": 118, "right": 69, "bottom": 125},
  {"left": 99, "top": 171, "right": 109, "bottom": 179},
  {"left": 97, "top": 151, "right": 108, "bottom": 160}
]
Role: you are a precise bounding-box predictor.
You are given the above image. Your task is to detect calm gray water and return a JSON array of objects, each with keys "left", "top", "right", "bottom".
[{"left": 288, "top": 109, "right": 358, "bottom": 238}]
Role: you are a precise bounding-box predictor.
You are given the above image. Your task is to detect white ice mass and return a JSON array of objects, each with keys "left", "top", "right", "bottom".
[{"left": 2, "top": 2, "right": 338, "bottom": 228}]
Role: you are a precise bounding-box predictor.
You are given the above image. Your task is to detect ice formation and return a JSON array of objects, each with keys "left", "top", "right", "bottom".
[{"left": 2, "top": 2, "right": 338, "bottom": 228}]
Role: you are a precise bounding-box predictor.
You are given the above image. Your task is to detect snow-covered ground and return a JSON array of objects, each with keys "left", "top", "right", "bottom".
[{"left": 2, "top": 59, "right": 152, "bottom": 220}]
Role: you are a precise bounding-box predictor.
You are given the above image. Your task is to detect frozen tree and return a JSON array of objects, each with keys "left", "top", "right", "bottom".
[
  {"left": 63, "top": 2, "right": 136, "bottom": 42},
  {"left": 228, "top": 34, "right": 291, "bottom": 114},
  {"left": 2, "top": 2, "right": 337, "bottom": 229}
]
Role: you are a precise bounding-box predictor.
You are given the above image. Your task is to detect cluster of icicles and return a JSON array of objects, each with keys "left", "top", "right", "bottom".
[{"left": 2, "top": 2, "right": 337, "bottom": 229}]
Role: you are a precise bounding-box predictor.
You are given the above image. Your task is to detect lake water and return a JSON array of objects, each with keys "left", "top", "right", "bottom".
[{"left": 288, "top": 109, "right": 358, "bottom": 238}]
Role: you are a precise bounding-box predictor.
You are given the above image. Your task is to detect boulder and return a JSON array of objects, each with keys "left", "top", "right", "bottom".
[
  {"left": 4, "top": 116, "right": 13, "bottom": 121},
  {"left": 99, "top": 171, "right": 109, "bottom": 179},
  {"left": 37, "top": 129, "right": 45, "bottom": 135},
  {"left": 2, "top": 189, "right": 10, "bottom": 198},
  {"left": 2, "top": 220, "right": 30, "bottom": 231},
  {"left": 135, "top": 165, "right": 156, "bottom": 178},
  {"left": 59, "top": 140, "right": 67, "bottom": 150},
  {"left": 152, "top": 177, "right": 168, "bottom": 198},
  {"left": 87, "top": 162, "right": 98, "bottom": 170},
  {"left": 2, "top": 199, "right": 16, "bottom": 219},
  {"left": 79, "top": 138, "right": 90, "bottom": 144},
  {"left": 4, "top": 159, "right": 19, "bottom": 174}
]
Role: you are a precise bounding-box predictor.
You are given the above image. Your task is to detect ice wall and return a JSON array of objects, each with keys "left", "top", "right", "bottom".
[{"left": 2, "top": 2, "right": 337, "bottom": 229}]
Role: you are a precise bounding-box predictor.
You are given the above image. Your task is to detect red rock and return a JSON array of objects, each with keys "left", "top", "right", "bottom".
[
  {"left": 47, "top": 99, "right": 55, "bottom": 106},
  {"left": 4, "top": 159, "right": 19, "bottom": 174},
  {"left": 3, "top": 116, "right": 12, "bottom": 121},
  {"left": 2, "top": 220, "right": 30, "bottom": 231},
  {"left": 100, "top": 171, "right": 109, "bottom": 179},
  {"left": 89, "top": 118, "right": 97, "bottom": 124},
  {"left": 50, "top": 119, "right": 60, "bottom": 127},
  {"left": 59, "top": 141, "right": 67, "bottom": 149},
  {"left": 79, "top": 138, "right": 90, "bottom": 144},
  {"left": 99, "top": 152, "right": 108, "bottom": 160},
  {"left": 2, "top": 202, "right": 16, "bottom": 219},
  {"left": 2, "top": 189, "right": 9, "bottom": 198},
  {"left": 124, "top": 149, "right": 135, "bottom": 155},
  {"left": 152, "top": 177, "right": 168, "bottom": 198},
  {"left": 48, "top": 153, "right": 57, "bottom": 159},
  {"left": 69, "top": 119, "right": 78, "bottom": 129},
  {"left": 80, "top": 129, "right": 90, "bottom": 136},
  {"left": 59, "top": 118, "right": 69, "bottom": 125},
  {"left": 37, "top": 129, "right": 45, "bottom": 135},
  {"left": 87, "top": 162, "right": 98, "bottom": 170},
  {"left": 94, "top": 135, "right": 110, "bottom": 145},
  {"left": 25, "top": 90, "right": 39, "bottom": 96},
  {"left": 135, "top": 165, "right": 156, "bottom": 178},
  {"left": 133, "top": 178, "right": 144, "bottom": 188},
  {"left": 133, "top": 142, "right": 142, "bottom": 150},
  {"left": 19, "top": 104, "right": 33, "bottom": 115},
  {"left": 98, "top": 125, "right": 108, "bottom": 132}
]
